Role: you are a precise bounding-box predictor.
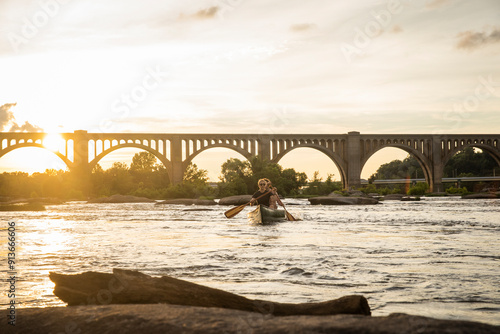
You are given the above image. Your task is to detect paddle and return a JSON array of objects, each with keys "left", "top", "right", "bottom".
[
  {"left": 224, "top": 191, "right": 271, "bottom": 219},
  {"left": 273, "top": 190, "right": 298, "bottom": 221},
  {"left": 282, "top": 203, "right": 298, "bottom": 221}
]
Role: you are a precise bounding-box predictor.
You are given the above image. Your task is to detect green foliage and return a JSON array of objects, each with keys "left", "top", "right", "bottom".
[
  {"left": 369, "top": 155, "right": 424, "bottom": 181},
  {"left": 217, "top": 157, "right": 309, "bottom": 197},
  {"left": 407, "top": 182, "right": 429, "bottom": 196},
  {"left": 0, "top": 169, "right": 80, "bottom": 199},
  {"left": 445, "top": 186, "right": 470, "bottom": 195},
  {"left": 0, "top": 152, "right": 214, "bottom": 200},
  {"left": 301, "top": 172, "right": 342, "bottom": 196},
  {"left": 130, "top": 151, "right": 157, "bottom": 173},
  {"left": 444, "top": 147, "right": 497, "bottom": 177},
  {"left": 164, "top": 163, "right": 215, "bottom": 199}
]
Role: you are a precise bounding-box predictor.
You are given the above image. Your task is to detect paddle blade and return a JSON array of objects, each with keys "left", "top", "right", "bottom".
[
  {"left": 224, "top": 203, "right": 248, "bottom": 219},
  {"left": 285, "top": 210, "right": 298, "bottom": 221}
]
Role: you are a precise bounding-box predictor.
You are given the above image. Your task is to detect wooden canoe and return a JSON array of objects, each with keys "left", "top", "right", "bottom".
[{"left": 248, "top": 205, "right": 286, "bottom": 224}]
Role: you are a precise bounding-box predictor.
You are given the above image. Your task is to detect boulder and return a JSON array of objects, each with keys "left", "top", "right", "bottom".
[
  {"left": 49, "top": 269, "right": 370, "bottom": 317},
  {"left": 87, "top": 194, "right": 155, "bottom": 203},
  {"left": 156, "top": 199, "right": 217, "bottom": 205},
  {"left": 427, "top": 192, "right": 448, "bottom": 197},
  {"left": 462, "top": 193, "right": 499, "bottom": 199},
  {"left": 218, "top": 195, "right": 253, "bottom": 205},
  {"left": 327, "top": 192, "right": 344, "bottom": 197},
  {"left": 2, "top": 305, "right": 498, "bottom": 334},
  {"left": 347, "top": 190, "right": 365, "bottom": 197},
  {"left": 0, "top": 203, "right": 46, "bottom": 211},
  {"left": 401, "top": 196, "right": 421, "bottom": 201},
  {"left": 3, "top": 197, "right": 63, "bottom": 205},
  {"left": 309, "top": 196, "right": 378, "bottom": 205},
  {"left": 383, "top": 194, "right": 405, "bottom": 201}
]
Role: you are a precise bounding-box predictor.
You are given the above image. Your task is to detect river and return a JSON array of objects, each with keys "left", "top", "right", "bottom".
[{"left": 1, "top": 197, "right": 499, "bottom": 325}]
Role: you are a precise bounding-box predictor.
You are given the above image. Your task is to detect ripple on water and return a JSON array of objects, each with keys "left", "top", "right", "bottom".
[{"left": 1, "top": 199, "right": 499, "bottom": 325}]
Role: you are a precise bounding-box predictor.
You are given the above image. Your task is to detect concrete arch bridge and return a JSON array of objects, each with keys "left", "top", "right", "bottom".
[{"left": 1, "top": 131, "right": 499, "bottom": 192}]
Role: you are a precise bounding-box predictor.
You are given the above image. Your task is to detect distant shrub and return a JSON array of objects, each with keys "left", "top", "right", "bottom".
[
  {"left": 407, "top": 182, "right": 429, "bottom": 196},
  {"left": 445, "top": 186, "right": 470, "bottom": 195}
]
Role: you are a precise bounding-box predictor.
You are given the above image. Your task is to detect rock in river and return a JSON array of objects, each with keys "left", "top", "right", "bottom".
[
  {"left": 156, "top": 198, "right": 217, "bottom": 205},
  {"left": 218, "top": 195, "right": 253, "bottom": 205},
  {"left": 308, "top": 196, "right": 379, "bottom": 205},
  {"left": 87, "top": 194, "right": 155, "bottom": 203}
]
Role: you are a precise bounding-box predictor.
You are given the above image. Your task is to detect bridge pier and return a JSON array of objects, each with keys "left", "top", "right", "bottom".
[
  {"left": 258, "top": 135, "right": 271, "bottom": 161},
  {"left": 346, "top": 131, "right": 361, "bottom": 190},
  {"left": 170, "top": 136, "right": 184, "bottom": 184},
  {"left": 431, "top": 135, "right": 445, "bottom": 193},
  {"left": 72, "top": 130, "right": 92, "bottom": 197}
]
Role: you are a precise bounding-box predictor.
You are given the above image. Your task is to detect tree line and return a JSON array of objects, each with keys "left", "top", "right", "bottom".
[
  {"left": 368, "top": 147, "right": 498, "bottom": 194},
  {"left": 369, "top": 147, "right": 497, "bottom": 181},
  {"left": 0, "top": 148, "right": 497, "bottom": 200}
]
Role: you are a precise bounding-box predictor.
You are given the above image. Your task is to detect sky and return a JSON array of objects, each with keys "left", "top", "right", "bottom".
[{"left": 0, "top": 0, "right": 499, "bottom": 180}]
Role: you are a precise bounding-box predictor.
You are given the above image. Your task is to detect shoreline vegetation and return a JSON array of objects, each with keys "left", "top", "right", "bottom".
[{"left": 1, "top": 150, "right": 498, "bottom": 206}]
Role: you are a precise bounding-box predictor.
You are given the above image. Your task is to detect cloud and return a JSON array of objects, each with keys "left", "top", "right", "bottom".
[
  {"left": 0, "top": 103, "right": 17, "bottom": 130},
  {"left": 0, "top": 103, "right": 43, "bottom": 132},
  {"left": 290, "top": 23, "right": 317, "bottom": 32},
  {"left": 8, "top": 121, "right": 43, "bottom": 132},
  {"left": 456, "top": 27, "right": 500, "bottom": 50},
  {"left": 178, "top": 6, "right": 220, "bottom": 21},
  {"left": 391, "top": 25, "right": 403, "bottom": 34},
  {"left": 425, "top": 0, "right": 452, "bottom": 9}
]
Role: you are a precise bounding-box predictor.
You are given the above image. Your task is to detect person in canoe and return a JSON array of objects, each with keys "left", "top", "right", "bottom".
[
  {"left": 266, "top": 179, "right": 284, "bottom": 210},
  {"left": 250, "top": 178, "right": 273, "bottom": 207}
]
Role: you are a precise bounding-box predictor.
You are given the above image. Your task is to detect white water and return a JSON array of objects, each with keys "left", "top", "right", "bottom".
[{"left": 1, "top": 197, "right": 499, "bottom": 325}]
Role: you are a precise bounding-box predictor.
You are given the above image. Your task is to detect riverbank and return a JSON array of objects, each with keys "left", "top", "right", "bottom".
[{"left": 2, "top": 304, "right": 498, "bottom": 334}]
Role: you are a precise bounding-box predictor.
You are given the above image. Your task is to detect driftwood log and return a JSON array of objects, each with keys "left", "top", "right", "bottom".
[{"left": 49, "top": 269, "right": 371, "bottom": 316}]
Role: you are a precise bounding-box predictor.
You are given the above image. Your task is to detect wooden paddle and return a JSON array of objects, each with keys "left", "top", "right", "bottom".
[
  {"left": 282, "top": 203, "right": 298, "bottom": 221},
  {"left": 273, "top": 191, "right": 298, "bottom": 221},
  {"left": 224, "top": 191, "right": 271, "bottom": 219}
]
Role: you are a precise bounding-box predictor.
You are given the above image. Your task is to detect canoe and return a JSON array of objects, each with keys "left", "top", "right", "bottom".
[{"left": 247, "top": 205, "right": 286, "bottom": 224}]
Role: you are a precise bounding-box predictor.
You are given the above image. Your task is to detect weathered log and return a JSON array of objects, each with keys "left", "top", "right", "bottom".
[{"left": 49, "top": 269, "right": 371, "bottom": 316}]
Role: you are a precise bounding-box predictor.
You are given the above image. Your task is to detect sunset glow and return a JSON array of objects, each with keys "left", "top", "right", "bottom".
[{"left": 1, "top": 0, "right": 499, "bottom": 178}]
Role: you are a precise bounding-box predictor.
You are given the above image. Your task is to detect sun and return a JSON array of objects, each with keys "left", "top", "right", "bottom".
[{"left": 43, "top": 133, "right": 65, "bottom": 153}]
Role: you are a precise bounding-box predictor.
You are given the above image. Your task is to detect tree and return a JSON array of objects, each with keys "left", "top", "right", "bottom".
[
  {"left": 218, "top": 158, "right": 253, "bottom": 196},
  {"left": 106, "top": 162, "right": 134, "bottom": 194},
  {"left": 130, "top": 151, "right": 158, "bottom": 173},
  {"left": 370, "top": 155, "right": 424, "bottom": 181},
  {"left": 218, "top": 157, "right": 310, "bottom": 197},
  {"left": 184, "top": 163, "right": 209, "bottom": 185},
  {"left": 444, "top": 147, "right": 497, "bottom": 177},
  {"left": 301, "top": 172, "right": 341, "bottom": 196},
  {"left": 164, "top": 162, "right": 214, "bottom": 199}
]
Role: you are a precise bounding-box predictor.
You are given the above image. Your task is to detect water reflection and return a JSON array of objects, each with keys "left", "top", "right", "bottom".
[{"left": 0, "top": 198, "right": 498, "bottom": 325}]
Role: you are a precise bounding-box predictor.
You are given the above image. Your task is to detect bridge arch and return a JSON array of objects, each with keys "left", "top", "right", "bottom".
[
  {"left": 273, "top": 144, "right": 347, "bottom": 189},
  {"left": 443, "top": 142, "right": 500, "bottom": 168},
  {"left": 0, "top": 142, "right": 73, "bottom": 168},
  {"left": 90, "top": 143, "right": 172, "bottom": 181},
  {"left": 361, "top": 143, "right": 433, "bottom": 187},
  {"left": 183, "top": 143, "right": 253, "bottom": 168}
]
